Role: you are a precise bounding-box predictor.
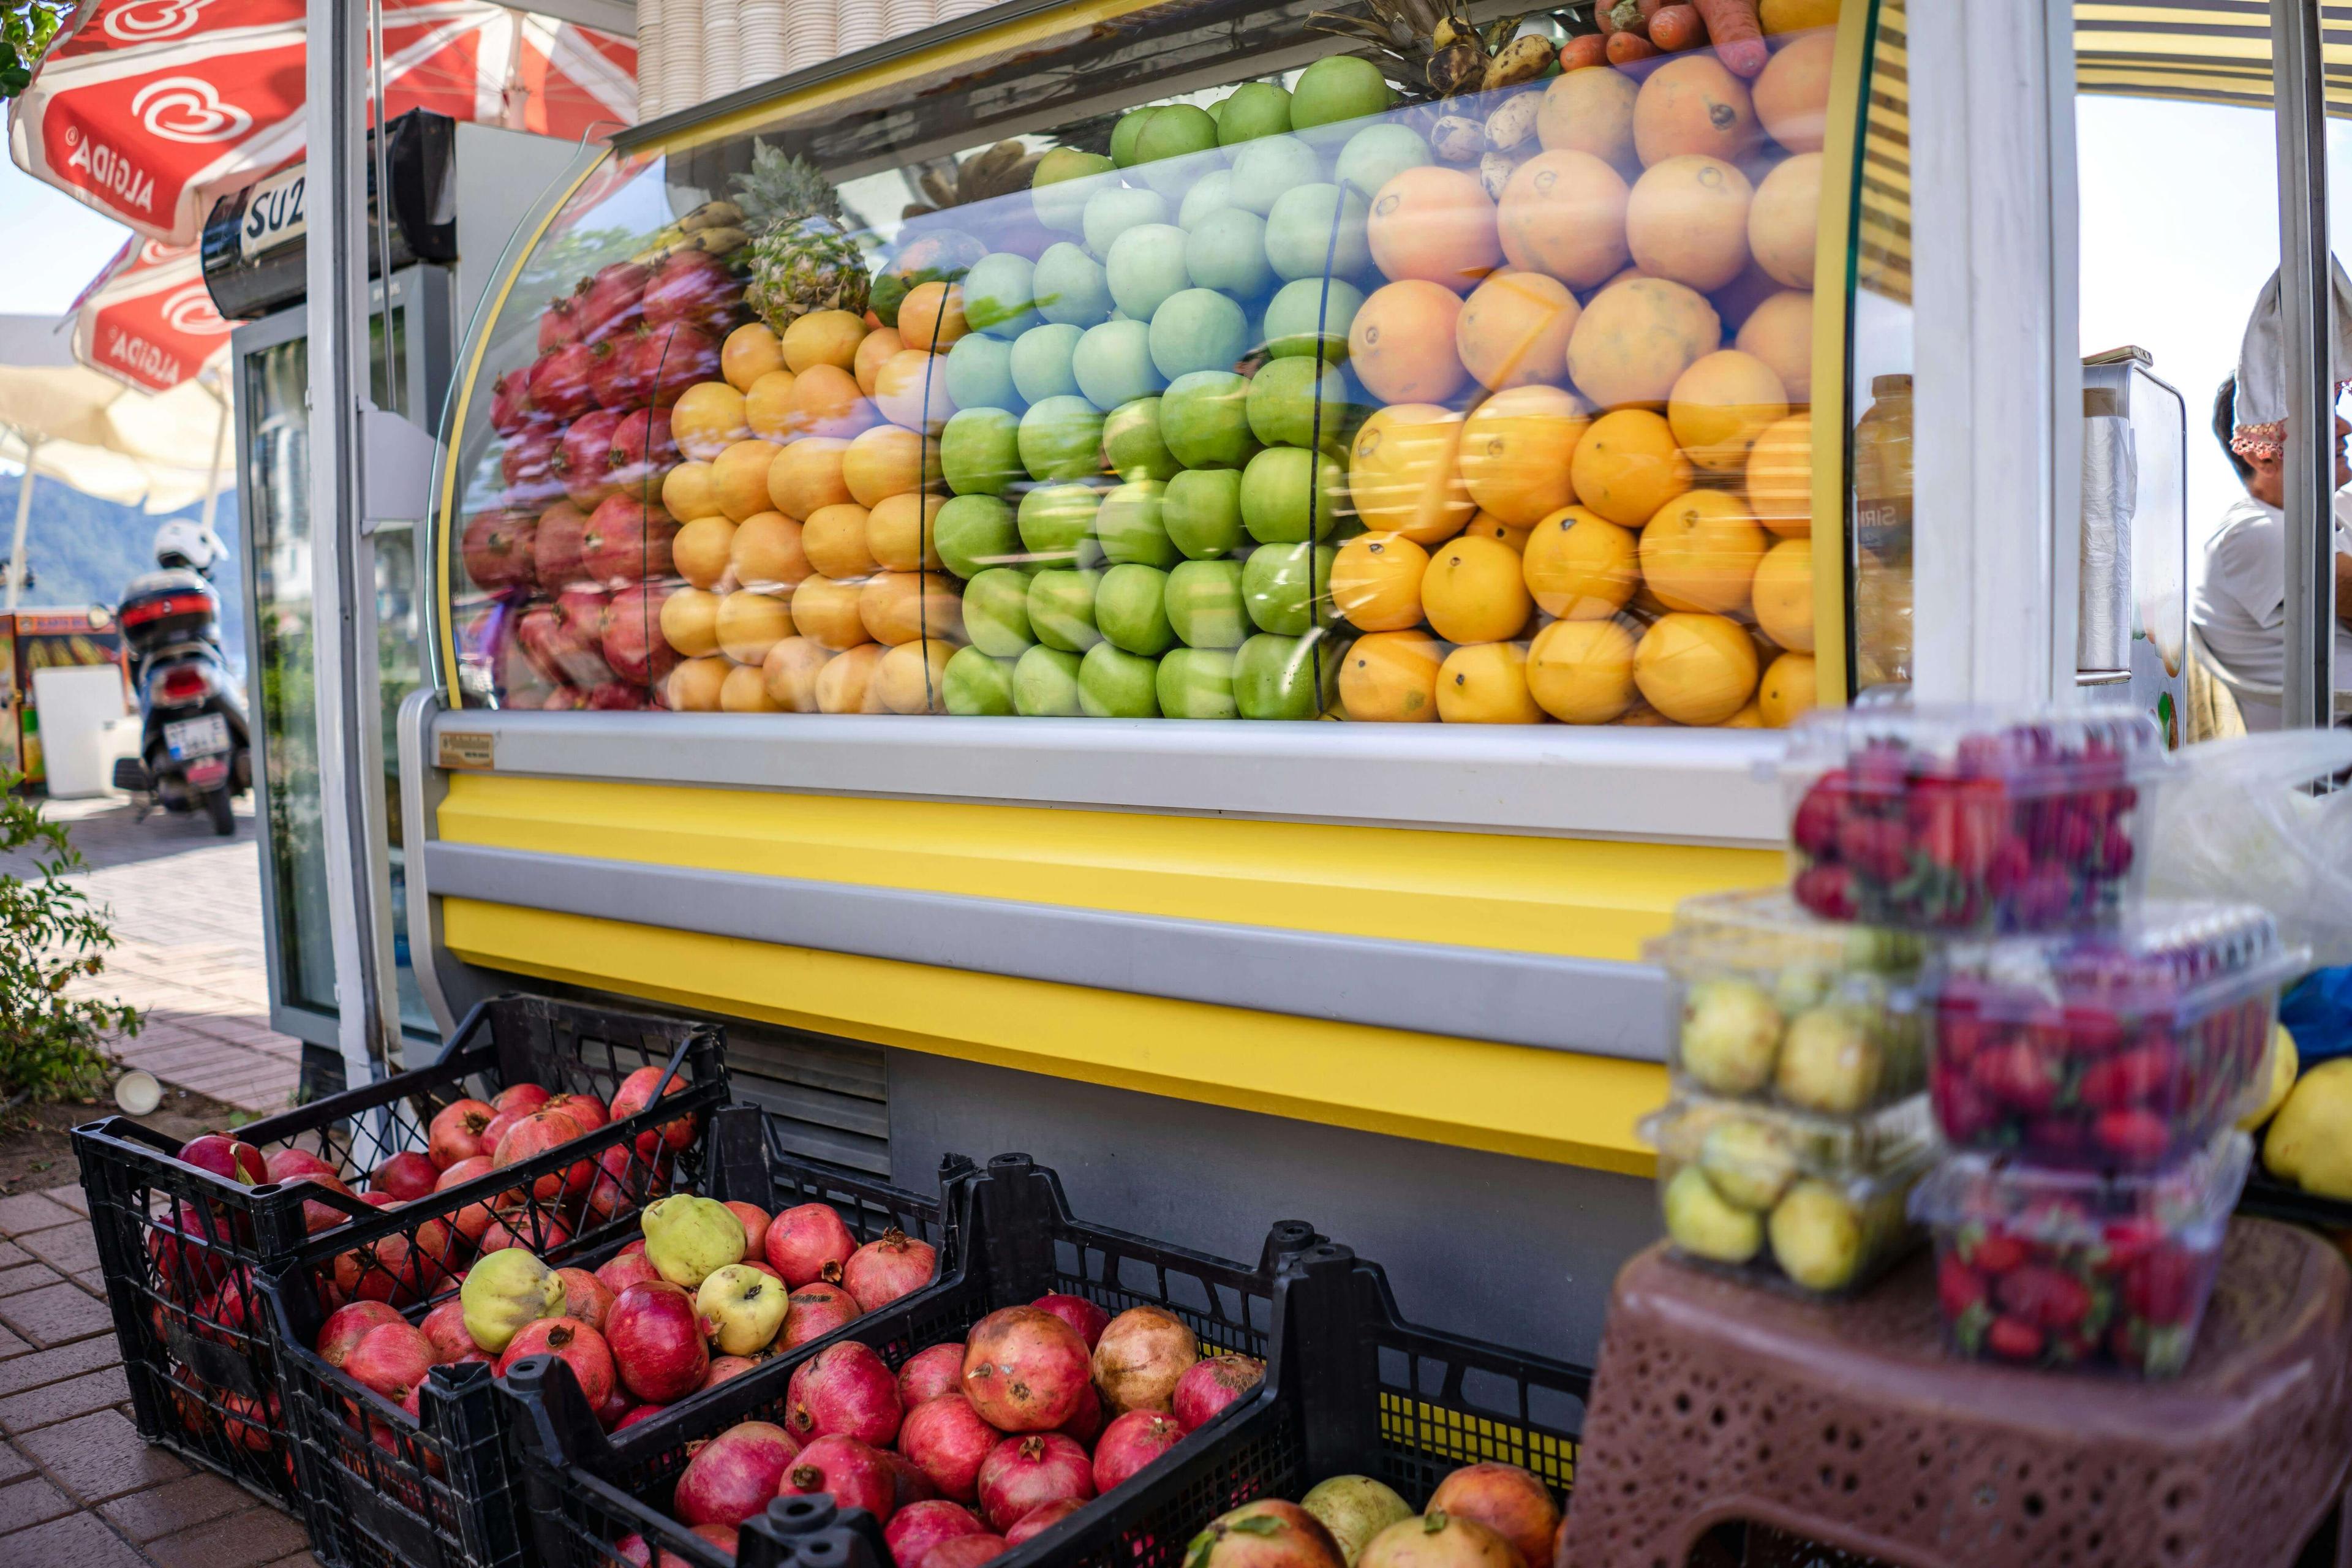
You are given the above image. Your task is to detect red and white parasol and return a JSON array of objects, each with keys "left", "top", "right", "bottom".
[
  {"left": 8, "top": 1, "right": 637, "bottom": 247},
  {"left": 68, "top": 235, "right": 235, "bottom": 394}
]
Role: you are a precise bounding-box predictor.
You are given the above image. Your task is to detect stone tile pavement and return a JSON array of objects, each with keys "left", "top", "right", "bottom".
[
  {"left": 0, "top": 1186, "right": 318, "bottom": 1568},
  {"left": 7, "top": 795, "right": 303, "bottom": 1117}
]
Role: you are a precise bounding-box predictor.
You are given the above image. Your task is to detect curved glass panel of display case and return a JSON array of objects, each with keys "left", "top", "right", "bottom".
[{"left": 438, "top": 1, "right": 1875, "bottom": 731}]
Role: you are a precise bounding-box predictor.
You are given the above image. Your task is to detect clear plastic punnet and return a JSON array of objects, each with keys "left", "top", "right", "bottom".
[
  {"left": 1781, "top": 706, "right": 2168, "bottom": 933},
  {"left": 1927, "top": 901, "right": 2303, "bottom": 1170},
  {"left": 1641, "top": 1095, "right": 1936, "bottom": 1298},
  {"left": 1911, "top": 1130, "right": 2250, "bottom": 1379},
  {"left": 1648, "top": 887, "right": 1929, "bottom": 1115}
]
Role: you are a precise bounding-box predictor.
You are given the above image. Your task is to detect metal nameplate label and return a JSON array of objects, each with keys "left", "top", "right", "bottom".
[{"left": 437, "top": 731, "right": 494, "bottom": 771}]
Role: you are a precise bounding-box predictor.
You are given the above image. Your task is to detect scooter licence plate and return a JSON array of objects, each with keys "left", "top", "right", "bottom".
[{"left": 164, "top": 715, "right": 230, "bottom": 761}]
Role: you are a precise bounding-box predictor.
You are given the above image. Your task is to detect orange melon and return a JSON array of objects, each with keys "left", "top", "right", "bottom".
[
  {"left": 1744, "top": 410, "right": 1814, "bottom": 535},
  {"left": 1496, "top": 151, "right": 1631, "bottom": 291},
  {"left": 1564, "top": 276, "right": 1721, "bottom": 410},
  {"left": 1536, "top": 64, "right": 1639, "bottom": 170},
  {"left": 1747, "top": 153, "right": 1822, "bottom": 289},
  {"left": 1367, "top": 165, "right": 1502, "bottom": 292},
  {"left": 768, "top": 437, "right": 854, "bottom": 521},
  {"left": 1349, "top": 282, "right": 1469, "bottom": 405},
  {"left": 1569, "top": 409, "right": 1692, "bottom": 526},
  {"left": 1459, "top": 385, "right": 1588, "bottom": 525},
  {"left": 842, "top": 423, "right": 935, "bottom": 507},
  {"left": 1640, "top": 489, "right": 1766, "bottom": 616},
  {"left": 1340, "top": 630, "right": 1446, "bottom": 722},
  {"left": 815, "top": 643, "right": 889, "bottom": 713},
  {"left": 801, "top": 502, "right": 879, "bottom": 580},
  {"left": 1456, "top": 270, "right": 1580, "bottom": 391},
  {"left": 1667, "top": 349, "right": 1789, "bottom": 473},
  {"left": 1632, "top": 55, "right": 1758, "bottom": 166},
  {"left": 1348, "top": 403, "right": 1475, "bottom": 545},
  {"left": 1734, "top": 290, "right": 1814, "bottom": 401},
  {"left": 1626, "top": 156, "right": 1755, "bottom": 292},
  {"left": 1634, "top": 611, "right": 1759, "bottom": 725},
  {"left": 1755, "top": 32, "right": 1836, "bottom": 154}
]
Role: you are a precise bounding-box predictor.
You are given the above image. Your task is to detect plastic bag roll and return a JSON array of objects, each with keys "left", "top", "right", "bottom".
[{"left": 2079, "top": 412, "right": 2137, "bottom": 672}]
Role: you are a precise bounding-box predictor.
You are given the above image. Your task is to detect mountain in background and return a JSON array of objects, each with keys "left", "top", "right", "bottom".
[{"left": 0, "top": 472, "right": 246, "bottom": 674}]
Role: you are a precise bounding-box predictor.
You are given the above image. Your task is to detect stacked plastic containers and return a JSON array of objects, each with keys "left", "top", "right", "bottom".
[{"left": 1777, "top": 707, "right": 2299, "bottom": 1377}]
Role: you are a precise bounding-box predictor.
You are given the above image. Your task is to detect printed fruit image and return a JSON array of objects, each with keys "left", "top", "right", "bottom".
[
  {"left": 1565, "top": 276, "right": 1722, "bottom": 412},
  {"left": 1570, "top": 409, "right": 1692, "bottom": 527},
  {"left": 1435, "top": 641, "right": 1541, "bottom": 725},
  {"left": 1521, "top": 507, "right": 1637, "bottom": 621},
  {"left": 1640, "top": 489, "right": 1766, "bottom": 616},
  {"left": 1495, "top": 151, "right": 1630, "bottom": 291},
  {"left": 1349, "top": 404, "right": 1474, "bottom": 545},
  {"left": 1525, "top": 619, "right": 1637, "bottom": 725},
  {"left": 1459, "top": 386, "right": 1586, "bottom": 526},
  {"left": 1633, "top": 54, "right": 1758, "bottom": 166},
  {"left": 1349, "top": 281, "right": 1469, "bottom": 405},
  {"left": 1634, "top": 612, "right": 1757, "bottom": 726},
  {"left": 1757, "top": 651, "right": 1816, "bottom": 728}
]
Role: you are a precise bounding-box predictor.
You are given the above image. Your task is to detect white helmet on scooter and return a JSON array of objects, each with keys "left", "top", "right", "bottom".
[{"left": 154, "top": 518, "right": 225, "bottom": 575}]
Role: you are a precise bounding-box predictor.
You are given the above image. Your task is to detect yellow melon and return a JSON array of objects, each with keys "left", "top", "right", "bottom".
[
  {"left": 1496, "top": 151, "right": 1632, "bottom": 292},
  {"left": 711, "top": 439, "right": 785, "bottom": 522},
  {"left": 1748, "top": 153, "right": 1822, "bottom": 290},
  {"left": 1668, "top": 350, "right": 1790, "bottom": 473},
  {"left": 1349, "top": 404, "right": 1475, "bottom": 545},
  {"left": 1457, "top": 270, "right": 1580, "bottom": 391},
  {"left": 878, "top": 638, "right": 957, "bottom": 712},
  {"left": 868, "top": 492, "right": 946, "bottom": 573},
  {"left": 717, "top": 589, "right": 794, "bottom": 665},
  {"left": 769, "top": 437, "right": 854, "bottom": 521},
  {"left": 1330, "top": 533, "right": 1430, "bottom": 632},
  {"left": 761, "top": 636, "right": 829, "bottom": 711},
  {"left": 842, "top": 424, "right": 935, "bottom": 508},
  {"left": 1632, "top": 54, "right": 1758, "bottom": 166},
  {"left": 1635, "top": 611, "right": 1759, "bottom": 725},
  {"left": 1640, "top": 489, "right": 1766, "bottom": 615},
  {"left": 1757, "top": 650, "right": 1819, "bottom": 727},
  {"left": 1437, "top": 641, "right": 1544, "bottom": 723},
  {"left": 1570, "top": 409, "right": 1693, "bottom": 525},
  {"left": 782, "top": 310, "right": 868, "bottom": 375},
  {"left": 1460, "top": 385, "right": 1588, "bottom": 525},
  {"left": 1734, "top": 290, "right": 1814, "bottom": 402},
  {"left": 671, "top": 514, "right": 738, "bottom": 590},
  {"left": 743, "top": 369, "right": 801, "bottom": 443},
  {"left": 1521, "top": 506, "right": 1639, "bottom": 619},
  {"left": 1340, "top": 631, "right": 1445, "bottom": 722},
  {"left": 1750, "top": 535, "right": 1815, "bottom": 651},
  {"left": 1626, "top": 156, "right": 1755, "bottom": 293},
  {"left": 792, "top": 574, "right": 873, "bottom": 652},
  {"left": 665, "top": 655, "right": 730, "bottom": 712},
  {"left": 1564, "top": 276, "right": 1721, "bottom": 410},
  {"left": 802, "top": 503, "right": 878, "bottom": 581},
  {"left": 671, "top": 381, "right": 751, "bottom": 462},
  {"left": 1527, "top": 617, "right": 1639, "bottom": 723},
  {"left": 731, "top": 512, "right": 811, "bottom": 592},
  {"left": 1755, "top": 32, "right": 1836, "bottom": 153},
  {"left": 1744, "top": 411, "right": 1814, "bottom": 535},
  {"left": 1536, "top": 64, "right": 1639, "bottom": 170},
  {"left": 815, "top": 643, "right": 888, "bottom": 713},
  {"left": 1422, "top": 534, "right": 1533, "bottom": 644},
  {"left": 722, "top": 324, "right": 785, "bottom": 393}
]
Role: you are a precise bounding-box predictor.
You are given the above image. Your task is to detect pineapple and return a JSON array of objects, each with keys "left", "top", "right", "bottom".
[{"left": 731, "top": 140, "right": 872, "bottom": 331}]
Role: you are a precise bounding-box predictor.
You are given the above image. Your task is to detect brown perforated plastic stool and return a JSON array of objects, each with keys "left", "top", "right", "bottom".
[{"left": 1558, "top": 1219, "right": 2352, "bottom": 1568}]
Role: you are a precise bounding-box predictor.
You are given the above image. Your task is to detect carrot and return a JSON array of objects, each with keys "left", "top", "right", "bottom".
[
  {"left": 1561, "top": 32, "right": 1611, "bottom": 69},
  {"left": 1606, "top": 28, "right": 1659, "bottom": 64},
  {"left": 1637, "top": 0, "right": 1670, "bottom": 18},
  {"left": 1692, "top": 0, "right": 1768, "bottom": 75},
  {"left": 1648, "top": 2, "right": 1703, "bottom": 48}
]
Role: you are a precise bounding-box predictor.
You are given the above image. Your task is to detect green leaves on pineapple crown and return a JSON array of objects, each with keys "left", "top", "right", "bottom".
[{"left": 732, "top": 140, "right": 853, "bottom": 228}]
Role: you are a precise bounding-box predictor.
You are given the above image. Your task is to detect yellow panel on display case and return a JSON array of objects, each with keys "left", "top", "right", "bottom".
[
  {"left": 434, "top": 772, "right": 1781, "bottom": 962},
  {"left": 439, "top": 896, "right": 1669, "bottom": 1174}
]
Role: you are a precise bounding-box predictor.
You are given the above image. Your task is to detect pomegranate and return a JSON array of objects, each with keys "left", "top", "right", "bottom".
[
  {"left": 767, "top": 1203, "right": 858, "bottom": 1286},
  {"left": 595, "top": 1381, "right": 633, "bottom": 1431},
  {"left": 580, "top": 492, "right": 678, "bottom": 586},
  {"left": 529, "top": 342, "right": 600, "bottom": 421},
  {"left": 500, "top": 423, "right": 564, "bottom": 507},
  {"left": 725, "top": 1202, "right": 774, "bottom": 1260},
  {"left": 898, "top": 1342, "right": 967, "bottom": 1408},
  {"left": 886, "top": 1450, "right": 940, "bottom": 1510},
  {"left": 1031, "top": 1293, "right": 1110, "bottom": 1351},
  {"left": 428, "top": 1099, "right": 497, "bottom": 1169},
  {"left": 962, "top": 1306, "right": 1091, "bottom": 1432},
  {"left": 437, "top": 1158, "right": 501, "bottom": 1243},
  {"left": 538, "top": 293, "right": 583, "bottom": 354},
  {"left": 557, "top": 410, "right": 627, "bottom": 508},
  {"left": 462, "top": 510, "right": 539, "bottom": 595},
  {"left": 926, "top": 1537, "right": 1008, "bottom": 1568},
  {"left": 612, "top": 1533, "right": 681, "bottom": 1568},
  {"left": 839, "top": 1229, "right": 937, "bottom": 1313},
  {"left": 610, "top": 1063, "right": 699, "bottom": 1156},
  {"left": 585, "top": 1142, "right": 666, "bottom": 1223},
  {"left": 976, "top": 1433, "right": 1096, "bottom": 1532},
  {"left": 180, "top": 1133, "right": 267, "bottom": 1186},
  {"left": 781, "top": 1281, "right": 864, "bottom": 1349},
  {"left": 491, "top": 1109, "right": 592, "bottom": 1200},
  {"left": 497, "top": 1316, "right": 616, "bottom": 1407},
  {"left": 898, "top": 1391, "right": 998, "bottom": 1502},
  {"left": 492, "top": 1083, "right": 553, "bottom": 1116},
  {"left": 701, "top": 1354, "right": 760, "bottom": 1390},
  {"left": 479, "top": 1207, "right": 573, "bottom": 1256},
  {"left": 549, "top": 585, "right": 616, "bottom": 684},
  {"left": 693, "top": 1525, "right": 741, "bottom": 1558},
  {"left": 587, "top": 334, "right": 645, "bottom": 410},
  {"left": 601, "top": 582, "right": 680, "bottom": 689},
  {"left": 1056, "top": 1381, "right": 1105, "bottom": 1448},
  {"left": 265, "top": 1147, "right": 340, "bottom": 1183},
  {"left": 221, "top": 1390, "right": 279, "bottom": 1453},
  {"left": 606, "top": 1281, "right": 709, "bottom": 1403},
  {"left": 1172, "top": 1354, "right": 1264, "bottom": 1432},
  {"left": 554, "top": 1268, "right": 617, "bottom": 1331},
  {"left": 597, "top": 1245, "right": 665, "bottom": 1297},
  {"left": 420, "top": 1298, "right": 474, "bottom": 1363},
  {"left": 535, "top": 500, "right": 592, "bottom": 588},
  {"left": 1091, "top": 1306, "right": 1199, "bottom": 1415},
  {"left": 785, "top": 1340, "right": 903, "bottom": 1446},
  {"left": 347, "top": 1322, "right": 436, "bottom": 1403},
  {"left": 491, "top": 368, "right": 538, "bottom": 435},
  {"left": 1355, "top": 1509, "right": 1517, "bottom": 1568},
  {"left": 614, "top": 1403, "right": 668, "bottom": 1431},
  {"left": 288, "top": 1172, "right": 359, "bottom": 1235},
  {"left": 1005, "top": 1498, "right": 1087, "bottom": 1546},
  {"left": 1425, "top": 1463, "right": 1558, "bottom": 1568},
  {"left": 676, "top": 1420, "right": 802, "bottom": 1528},
  {"left": 642, "top": 250, "right": 741, "bottom": 337},
  {"left": 1092, "top": 1410, "right": 1183, "bottom": 1493},
  {"left": 149, "top": 1200, "right": 231, "bottom": 1296},
  {"left": 606, "top": 406, "right": 680, "bottom": 500},
  {"left": 885, "top": 1498, "right": 988, "bottom": 1568},
  {"left": 590, "top": 680, "right": 650, "bottom": 709},
  {"left": 577, "top": 261, "right": 650, "bottom": 345},
  {"left": 480, "top": 1106, "right": 530, "bottom": 1150},
  {"left": 779, "top": 1433, "right": 899, "bottom": 1523},
  {"left": 317, "top": 1300, "right": 407, "bottom": 1368},
  {"left": 1188, "top": 1501, "right": 1346, "bottom": 1568},
  {"left": 371, "top": 1151, "right": 442, "bottom": 1202}
]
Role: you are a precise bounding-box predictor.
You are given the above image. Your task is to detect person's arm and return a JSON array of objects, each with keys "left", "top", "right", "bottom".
[{"left": 2339, "top": 549, "right": 2352, "bottom": 629}]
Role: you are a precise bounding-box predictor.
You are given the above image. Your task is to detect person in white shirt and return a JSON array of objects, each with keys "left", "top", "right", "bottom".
[{"left": 2192, "top": 265, "right": 2352, "bottom": 730}]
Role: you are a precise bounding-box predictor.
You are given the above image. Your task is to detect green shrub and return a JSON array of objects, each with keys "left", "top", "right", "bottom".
[{"left": 1, "top": 776, "right": 134, "bottom": 1105}]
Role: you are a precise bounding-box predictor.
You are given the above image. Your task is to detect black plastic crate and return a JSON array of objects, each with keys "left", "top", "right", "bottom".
[
  {"left": 74, "top": 994, "right": 727, "bottom": 1513},
  {"left": 266, "top": 1107, "right": 953, "bottom": 1568},
  {"left": 2237, "top": 1168, "right": 2352, "bottom": 1232},
  {"left": 504, "top": 1151, "right": 1343, "bottom": 1568}
]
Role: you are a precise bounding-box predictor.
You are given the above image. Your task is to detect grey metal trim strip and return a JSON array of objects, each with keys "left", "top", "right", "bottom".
[{"left": 423, "top": 842, "right": 1670, "bottom": 1062}]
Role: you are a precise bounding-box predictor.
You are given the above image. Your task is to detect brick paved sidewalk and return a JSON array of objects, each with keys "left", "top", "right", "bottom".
[
  {"left": 0, "top": 1186, "right": 317, "bottom": 1568},
  {"left": 9, "top": 795, "right": 303, "bottom": 1117}
]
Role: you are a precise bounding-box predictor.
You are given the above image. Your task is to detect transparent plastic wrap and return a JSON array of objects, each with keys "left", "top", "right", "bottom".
[
  {"left": 1646, "top": 889, "right": 1929, "bottom": 1114},
  {"left": 2147, "top": 731, "right": 2352, "bottom": 968},
  {"left": 1912, "top": 1131, "right": 2250, "bottom": 1379},
  {"left": 1928, "top": 902, "right": 2302, "bottom": 1169},
  {"left": 1781, "top": 706, "right": 2168, "bottom": 932},
  {"left": 1641, "top": 1096, "right": 1936, "bottom": 1298}
]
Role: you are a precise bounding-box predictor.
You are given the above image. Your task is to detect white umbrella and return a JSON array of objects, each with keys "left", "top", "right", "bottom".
[{"left": 0, "top": 314, "right": 232, "bottom": 611}]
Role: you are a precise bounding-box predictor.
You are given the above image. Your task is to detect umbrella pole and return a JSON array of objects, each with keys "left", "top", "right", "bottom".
[{"left": 6, "top": 435, "right": 39, "bottom": 613}]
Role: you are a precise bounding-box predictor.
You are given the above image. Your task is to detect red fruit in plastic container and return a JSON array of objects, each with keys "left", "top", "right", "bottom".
[
  {"left": 1427, "top": 1461, "right": 1559, "bottom": 1568},
  {"left": 529, "top": 342, "right": 600, "bottom": 422},
  {"left": 427, "top": 1098, "right": 497, "bottom": 1170},
  {"left": 1790, "top": 863, "right": 1855, "bottom": 922},
  {"left": 1933, "top": 1254, "right": 1986, "bottom": 1322},
  {"left": 491, "top": 369, "right": 538, "bottom": 436},
  {"left": 348, "top": 1322, "right": 435, "bottom": 1402},
  {"left": 1984, "top": 1315, "right": 2044, "bottom": 1362},
  {"left": 554, "top": 1268, "right": 617, "bottom": 1331},
  {"left": 578, "top": 261, "right": 650, "bottom": 345},
  {"left": 317, "top": 1300, "right": 407, "bottom": 1367},
  {"left": 634, "top": 320, "right": 722, "bottom": 407},
  {"left": 1031, "top": 1293, "right": 1110, "bottom": 1350},
  {"left": 786, "top": 1340, "right": 903, "bottom": 1447},
  {"left": 643, "top": 250, "right": 742, "bottom": 337},
  {"left": 601, "top": 582, "right": 680, "bottom": 690},
  {"left": 1970, "top": 1040, "right": 2057, "bottom": 1114},
  {"left": 497, "top": 1316, "right": 616, "bottom": 1407},
  {"left": 1092, "top": 1409, "right": 1183, "bottom": 1492},
  {"left": 977, "top": 1432, "right": 1096, "bottom": 1534},
  {"left": 767, "top": 1204, "right": 858, "bottom": 1287},
  {"left": 675, "top": 1420, "right": 802, "bottom": 1529},
  {"left": 181, "top": 1133, "right": 268, "bottom": 1186},
  {"left": 899, "top": 1392, "right": 998, "bottom": 1502},
  {"left": 899, "top": 1341, "right": 967, "bottom": 1408},
  {"left": 925, "top": 1536, "right": 1008, "bottom": 1568},
  {"left": 886, "top": 1499, "right": 989, "bottom": 1568},
  {"left": 1004, "top": 1498, "right": 1085, "bottom": 1547},
  {"left": 781, "top": 1281, "right": 863, "bottom": 1349},
  {"left": 606, "top": 406, "right": 681, "bottom": 500},
  {"left": 556, "top": 409, "right": 627, "bottom": 508},
  {"left": 610, "top": 1064, "right": 699, "bottom": 1155},
  {"left": 780, "top": 1433, "right": 900, "bottom": 1524},
  {"left": 887, "top": 1450, "right": 940, "bottom": 1510},
  {"left": 843, "top": 1228, "right": 938, "bottom": 1311},
  {"left": 1172, "top": 1353, "right": 1264, "bottom": 1432},
  {"left": 962, "top": 1306, "right": 1091, "bottom": 1432},
  {"left": 1056, "top": 1379, "right": 1106, "bottom": 1447},
  {"left": 491, "top": 1109, "right": 592, "bottom": 1200},
  {"left": 580, "top": 491, "right": 678, "bottom": 586}
]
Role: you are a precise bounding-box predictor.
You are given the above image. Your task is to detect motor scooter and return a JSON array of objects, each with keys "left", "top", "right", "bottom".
[{"left": 111, "top": 567, "right": 252, "bottom": 835}]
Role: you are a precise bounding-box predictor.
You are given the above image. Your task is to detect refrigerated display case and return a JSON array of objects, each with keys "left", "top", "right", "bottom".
[
  {"left": 403, "top": 0, "right": 1962, "bottom": 1360},
  {"left": 1, "top": 608, "right": 127, "bottom": 786}
]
